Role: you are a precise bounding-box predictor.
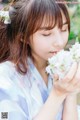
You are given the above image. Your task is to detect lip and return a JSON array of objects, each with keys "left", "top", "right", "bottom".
[
  {"left": 50, "top": 51, "right": 59, "bottom": 53},
  {"left": 50, "top": 51, "right": 59, "bottom": 56}
]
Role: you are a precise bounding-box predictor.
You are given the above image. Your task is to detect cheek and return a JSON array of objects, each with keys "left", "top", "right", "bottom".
[
  {"left": 63, "top": 32, "right": 69, "bottom": 43},
  {"left": 33, "top": 35, "right": 49, "bottom": 48},
  {"left": 34, "top": 42, "right": 48, "bottom": 51}
]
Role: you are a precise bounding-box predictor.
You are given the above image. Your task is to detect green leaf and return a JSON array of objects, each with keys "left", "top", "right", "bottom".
[{"left": 76, "top": 37, "right": 79, "bottom": 42}]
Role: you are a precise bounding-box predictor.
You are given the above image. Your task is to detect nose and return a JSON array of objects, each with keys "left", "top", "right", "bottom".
[{"left": 53, "top": 31, "right": 64, "bottom": 49}]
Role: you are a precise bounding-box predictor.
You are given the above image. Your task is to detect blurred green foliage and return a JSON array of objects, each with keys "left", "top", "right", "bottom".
[{"left": 68, "top": 0, "right": 80, "bottom": 41}]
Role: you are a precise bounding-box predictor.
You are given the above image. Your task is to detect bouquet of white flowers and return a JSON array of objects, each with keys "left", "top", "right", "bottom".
[{"left": 46, "top": 39, "right": 80, "bottom": 79}]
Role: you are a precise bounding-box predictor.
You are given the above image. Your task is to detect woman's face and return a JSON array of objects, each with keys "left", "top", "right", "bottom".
[{"left": 29, "top": 11, "right": 69, "bottom": 61}]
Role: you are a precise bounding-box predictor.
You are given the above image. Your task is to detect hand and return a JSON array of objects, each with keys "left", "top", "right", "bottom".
[{"left": 53, "top": 62, "right": 80, "bottom": 96}]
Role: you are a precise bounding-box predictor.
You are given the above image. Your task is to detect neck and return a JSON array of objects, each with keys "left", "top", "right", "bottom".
[
  {"left": 34, "top": 58, "right": 47, "bottom": 71},
  {"left": 31, "top": 55, "right": 48, "bottom": 86}
]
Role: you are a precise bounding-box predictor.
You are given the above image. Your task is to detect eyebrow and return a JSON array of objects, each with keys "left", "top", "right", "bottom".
[{"left": 39, "top": 21, "right": 68, "bottom": 31}]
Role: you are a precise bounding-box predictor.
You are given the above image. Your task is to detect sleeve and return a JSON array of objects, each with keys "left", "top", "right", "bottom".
[
  {"left": 0, "top": 72, "right": 31, "bottom": 120},
  {"left": 77, "top": 105, "right": 80, "bottom": 120}
]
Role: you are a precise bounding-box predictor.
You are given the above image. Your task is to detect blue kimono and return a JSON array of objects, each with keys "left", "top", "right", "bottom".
[{"left": 0, "top": 57, "right": 80, "bottom": 120}]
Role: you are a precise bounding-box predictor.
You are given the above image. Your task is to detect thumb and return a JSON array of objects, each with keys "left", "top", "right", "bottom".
[{"left": 53, "top": 74, "right": 59, "bottom": 82}]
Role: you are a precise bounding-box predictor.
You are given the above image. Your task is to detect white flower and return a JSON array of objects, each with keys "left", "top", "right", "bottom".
[
  {"left": 0, "top": 10, "right": 11, "bottom": 24},
  {"left": 46, "top": 42, "right": 80, "bottom": 79},
  {"left": 69, "top": 42, "right": 80, "bottom": 62}
]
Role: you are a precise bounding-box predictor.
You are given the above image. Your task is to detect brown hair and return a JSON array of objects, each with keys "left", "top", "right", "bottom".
[{"left": 0, "top": 0, "right": 70, "bottom": 74}]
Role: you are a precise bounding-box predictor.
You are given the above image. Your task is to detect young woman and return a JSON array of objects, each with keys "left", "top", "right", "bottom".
[{"left": 0, "top": 0, "right": 80, "bottom": 120}]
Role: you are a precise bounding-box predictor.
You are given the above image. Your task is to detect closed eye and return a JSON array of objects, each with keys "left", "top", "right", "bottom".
[{"left": 42, "top": 33, "right": 51, "bottom": 36}]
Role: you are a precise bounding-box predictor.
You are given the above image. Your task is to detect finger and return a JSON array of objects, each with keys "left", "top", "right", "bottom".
[
  {"left": 74, "top": 80, "right": 80, "bottom": 88},
  {"left": 69, "top": 81, "right": 80, "bottom": 94},
  {"left": 54, "top": 81, "right": 69, "bottom": 95},
  {"left": 74, "top": 62, "right": 80, "bottom": 82},
  {"left": 53, "top": 74, "right": 59, "bottom": 82},
  {"left": 71, "top": 62, "right": 80, "bottom": 85},
  {"left": 70, "top": 77, "right": 80, "bottom": 87},
  {"left": 73, "top": 88, "right": 80, "bottom": 94},
  {"left": 62, "top": 62, "right": 77, "bottom": 82},
  {"left": 67, "top": 84, "right": 76, "bottom": 92}
]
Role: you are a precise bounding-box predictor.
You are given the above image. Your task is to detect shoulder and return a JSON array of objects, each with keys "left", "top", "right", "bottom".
[
  {"left": 0, "top": 61, "right": 15, "bottom": 76},
  {"left": 0, "top": 61, "right": 31, "bottom": 89},
  {"left": 0, "top": 62, "right": 31, "bottom": 119},
  {"left": 0, "top": 61, "right": 31, "bottom": 103},
  {"left": 0, "top": 61, "right": 21, "bottom": 90},
  {"left": 0, "top": 61, "right": 17, "bottom": 90},
  {"left": 0, "top": 60, "right": 32, "bottom": 92}
]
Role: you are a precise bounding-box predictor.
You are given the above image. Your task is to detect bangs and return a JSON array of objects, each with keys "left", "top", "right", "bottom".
[
  {"left": 35, "top": 10, "right": 63, "bottom": 31},
  {"left": 13, "top": 0, "right": 70, "bottom": 38},
  {"left": 32, "top": 0, "right": 65, "bottom": 33},
  {"left": 34, "top": 1, "right": 63, "bottom": 32}
]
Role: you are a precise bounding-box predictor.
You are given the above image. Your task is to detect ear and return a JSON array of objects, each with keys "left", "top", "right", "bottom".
[
  {"left": 27, "top": 40, "right": 30, "bottom": 45},
  {"left": 20, "top": 38, "right": 23, "bottom": 42},
  {"left": 20, "top": 37, "right": 30, "bottom": 45},
  {"left": 19, "top": 33, "right": 26, "bottom": 43}
]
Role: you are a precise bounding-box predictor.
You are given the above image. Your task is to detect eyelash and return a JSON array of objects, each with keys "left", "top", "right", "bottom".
[
  {"left": 42, "top": 33, "right": 51, "bottom": 36},
  {"left": 42, "top": 27, "right": 68, "bottom": 36}
]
